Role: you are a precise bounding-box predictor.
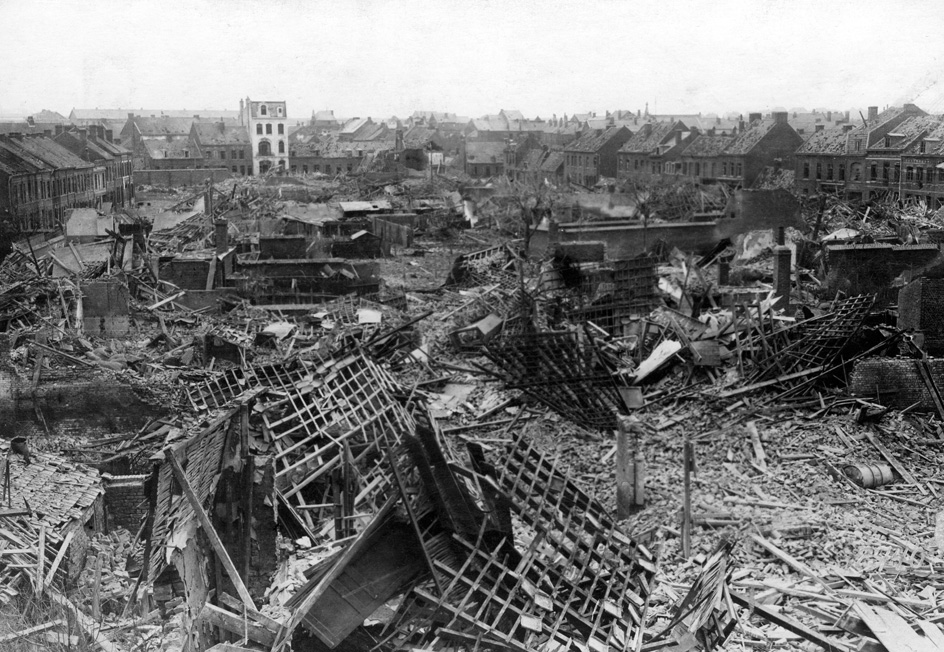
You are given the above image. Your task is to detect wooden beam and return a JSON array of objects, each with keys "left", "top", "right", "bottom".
[
  {"left": 731, "top": 591, "right": 850, "bottom": 652},
  {"left": 0, "top": 619, "right": 66, "bottom": 644},
  {"left": 198, "top": 603, "right": 276, "bottom": 647},
  {"left": 164, "top": 449, "right": 256, "bottom": 611}
]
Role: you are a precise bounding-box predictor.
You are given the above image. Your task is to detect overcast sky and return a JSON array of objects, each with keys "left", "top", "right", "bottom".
[{"left": 3, "top": 0, "right": 944, "bottom": 121}]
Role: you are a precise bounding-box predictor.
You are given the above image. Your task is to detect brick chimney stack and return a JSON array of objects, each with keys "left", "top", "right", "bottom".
[
  {"left": 773, "top": 112, "right": 788, "bottom": 125},
  {"left": 867, "top": 106, "right": 878, "bottom": 121}
]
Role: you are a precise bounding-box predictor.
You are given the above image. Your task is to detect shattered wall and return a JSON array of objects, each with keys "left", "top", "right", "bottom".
[
  {"left": 0, "top": 364, "right": 168, "bottom": 438},
  {"left": 81, "top": 279, "right": 131, "bottom": 337},
  {"left": 849, "top": 357, "right": 944, "bottom": 410},
  {"left": 898, "top": 277, "right": 944, "bottom": 355},
  {"left": 826, "top": 243, "right": 941, "bottom": 306}
]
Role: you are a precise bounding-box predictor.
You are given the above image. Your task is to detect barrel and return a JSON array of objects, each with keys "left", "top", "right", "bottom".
[{"left": 843, "top": 463, "right": 895, "bottom": 488}]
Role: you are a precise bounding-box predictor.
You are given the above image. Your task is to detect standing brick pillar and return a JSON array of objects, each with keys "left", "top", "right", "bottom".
[{"left": 773, "top": 246, "right": 792, "bottom": 310}]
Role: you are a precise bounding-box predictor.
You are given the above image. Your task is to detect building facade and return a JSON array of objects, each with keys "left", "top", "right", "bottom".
[
  {"left": 241, "top": 98, "right": 288, "bottom": 174},
  {"left": 563, "top": 126, "right": 632, "bottom": 186},
  {"left": 0, "top": 134, "right": 102, "bottom": 233}
]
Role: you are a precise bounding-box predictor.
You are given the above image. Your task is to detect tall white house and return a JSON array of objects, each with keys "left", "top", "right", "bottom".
[{"left": 240, "top": 97, "right": 288, "bottom": 175}]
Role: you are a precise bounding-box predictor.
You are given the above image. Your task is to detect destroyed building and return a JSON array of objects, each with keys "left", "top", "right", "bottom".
[{"left": 0, "top": 101, "right": 942, "bottom": 652}]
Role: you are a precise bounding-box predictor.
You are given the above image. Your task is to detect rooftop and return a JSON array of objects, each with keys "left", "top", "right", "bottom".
[{"left": 565, "top": 126, "right": 631, "bottom": 153}]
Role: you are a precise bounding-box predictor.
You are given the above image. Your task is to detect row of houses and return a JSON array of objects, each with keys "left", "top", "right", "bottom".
[
  {"left": 0, "top": 127, "right": 133, "bottom": 233},
  {"left": 792, "top": 104, "right": 944, "bottom": 206}
]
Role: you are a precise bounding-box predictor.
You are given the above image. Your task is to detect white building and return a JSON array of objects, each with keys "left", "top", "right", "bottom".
[{"left": 240, "top": 97, "right": 288, "bottom": 175}]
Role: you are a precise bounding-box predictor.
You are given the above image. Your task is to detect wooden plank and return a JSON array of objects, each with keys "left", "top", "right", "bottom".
[
  {"left": 730, "top": 591, "right": 849, "bottom": 652},
  {"left": 164, "top": 449, "right": 256, "bottom": 611},
  {"left": 854, "top": 602, "right": 937, "bottom": 652},
  {"left": 48, "top": 590, "right": 124, "bottom": 652},
  {"left": 917, "top": 621, "right": 944, "bottom": 648},
  {"left": 750, "top": 534, "right": 834, "bottom": 594},
  {"left": 862, "top": 429, "right": 926, "bottom": 495},
  {"left": 0, "top": 619, "right": 66, "bottom": 643},
  {"left": 146, "top": 291, "right": 186, "bottom": 311},
  {"left": 45, "top": 530, "right": 75, "bottom": 589},
  {"left": 747, "top": 421, "right": 767, "bottom": 472}
]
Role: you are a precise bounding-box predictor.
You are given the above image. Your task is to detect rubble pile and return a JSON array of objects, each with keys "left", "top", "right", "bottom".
[{"left": 0, "top": 182, "right": 943, "bottom": 652}]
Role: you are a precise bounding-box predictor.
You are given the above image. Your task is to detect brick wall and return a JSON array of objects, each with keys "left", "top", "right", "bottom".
[
  {"left": 849, "top": 357, "right": 944, "bottom": 410},
  {"left": 104, "top": 474, "right": 149, "bottom": 532},
  {"left": 133, "top": 168, "right": 231, "bottom": 187},
  {"left": 0, "top": 364, "right": 168, "bottom": 438},
  {"left": 898, "top": 278, "right": 944, "bottom": 355}
]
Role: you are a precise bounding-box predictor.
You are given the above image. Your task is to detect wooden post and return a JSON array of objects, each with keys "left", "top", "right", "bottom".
[
  {"left": 616, "top": 416, "right": 645, "bottom": 519},
  {"left": 682, "top": 438, "right": 693, "bottom": 558},
  {"left": 35, "top": 525, "right": 45, "bottom": 595},
  {"left": 91, "top": 555, "right": 102, "bottom": 619},
  {"left": 164, "top": 449, "right": 257, "bottom": 611}
]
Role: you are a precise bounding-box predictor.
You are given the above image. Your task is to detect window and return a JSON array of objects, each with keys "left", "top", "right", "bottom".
[
  {"left": 916, "top": 167, "right": 924, "bottom": 183},
  {"left": 485, "top": 165, "right": 491, "bottom": 176},
  {"left": 278, "top": 123, "right": 284, "bottom": 135},
  {"left": 803, "top": 161, "right": 810, "bottom": 178},
  {"left": 184, "top": 150, "right": 190, "bottom": 158},
  {"left": 232, "top": 166, "right": 237, "bottom": 173},
  {"left": 826, "top": 163, "right": 833, "bottom": 180},
  {"left": 220, "top": 150, "right": 226, "bottom": 160},
  {"left": 711, "top": 162, "right": 716, "bottom": 176},
  {"left": 314, "top": 165, "right": 320, "bottom": 173},
  {"left": 239, "top": 150, "right": 245, "bottom": 159},
  {"left": 240, "top": 166, "right": 246, "bottom": 175},
  {"left": 278, "top": 141, "right": 285, "bottom": 154},
  {"left": 839, "top": 165, "right": 845, "bottom": 181},
  {"left": 736, "top": 163, "right": 742, "bottom": 176},
  {"left": 870, "top": 163, "right": 877, "bottom": 180},
  {"left": 277, "top": 106, "right": 283, "bottom": 116},
  {"left": 920, "top": 140, "right": 927, "bottom": 154},
  {"left": 291, "top": 150, "right": 296, "bottom": 157},
  {"left": 279, "top": 159, "right": 285, "bottom": 169},
  {"left": 347, "top": 163, "right": 353, "bottom": 172},
  {"left": 259, "top": 141, "right": 271, "bottom": 156},
  {"left": 894, "top": 164, "right": 901, "bottom": 181},
  {"left": 884, "top": 136, "right": 891, "bottom": 148},
  {"left": 682, "top": 162, "right": 688, "bottom": 175},
  {"left": 256, "top": 124, "right": 262, "bottom": 135},
  {"left": 266, "top": 124, "right": 272, "bottom": 135},
  {"left": 231, "top": 150, "right": 237, "bottom": 159},
  {"left": 816, "top": 162, "right": 822, "bottom": 179},
  {"left": 260, "top": 105, "right": 267, "bottom": 116},
  {"left": 883, "top": 162, "right": 889, "bottom": 180},
  {"left": 722, "top": 162, "right": 728, "bottom": 175},
  {"left": 291, "top": 165, "right": 297, "bottom": 173},
  {"left": 324, "top": 165, "right": 331, "bottom": 174},
  {"left": 854, "top": 139, "right": 862, "bottom": 152},
  {"left": 928, "top": 167, "right": 935, "bottom": 183},
  {"left": 695, "top": 162, "right": 700, "bottom": 176},
  {"left": 303, "top": 165, "right": 308, "bottom": 173}
]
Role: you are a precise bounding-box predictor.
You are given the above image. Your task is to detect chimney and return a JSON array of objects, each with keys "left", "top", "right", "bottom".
[
  {"left": 815, "top": 124, "right": 825, "bottom": 132},
  {"left": 738, "top": 120, "right": 745, "bottom": 132},
  {"left": 708, "top": 127, "right": 716, "bottom": 136},
  {"left": 55, "top": 124, "right": 65, "bottom": 136},
  {"left": 868, "top": 106, "right": 878, "bottom": 121},
  {"left": 773, "top": 111, "right": 788, "bottom": 125},
  {"left": 748, "top": 112, "right": 762, "bottom": 124},
  {"left": 842, "top": 124, "right": 854, "bottom": 132},
  {"left": 827, "top": 111, "right": 832, "bottom": 122},
  {"left": 128, "top": 112, "right": 134, "bottom": 120},
  {"left": 214, "top": 219, "right": 229, "bottom": 255},
  {"left": 845, "top": 110, "right": 850, "bottom": 122},
  {"left": 395, "top": 128, "right": 403, "bottom": 151}
]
